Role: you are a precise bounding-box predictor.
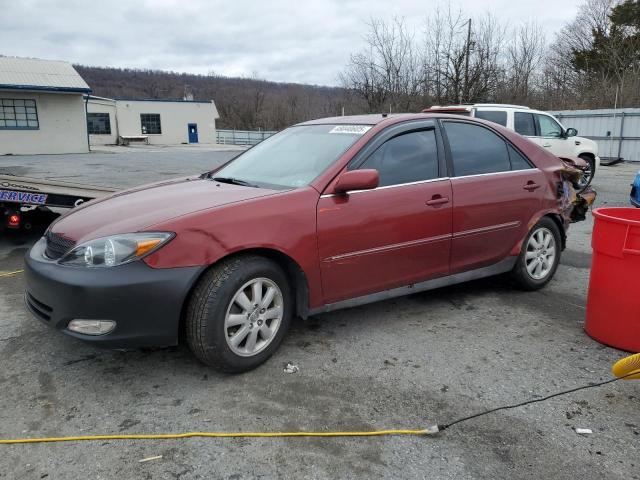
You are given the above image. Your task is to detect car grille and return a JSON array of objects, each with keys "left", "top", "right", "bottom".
[
  {"left": 44, "top": 231, "right": 75, "bottom": 260},
  {"left": 25, "top": 292, "right": 53, "bottom": 321}
]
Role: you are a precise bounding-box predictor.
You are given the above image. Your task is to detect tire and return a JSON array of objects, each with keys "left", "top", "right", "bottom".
[
  {"left": 510, "top": 217, "right": 562, "bottom": 291},
  {"left": 186, "top": 255, "right": 292, "bottom": 373},
  {"left": 576, "top": 154, "right": 595, "bottom": 192}
]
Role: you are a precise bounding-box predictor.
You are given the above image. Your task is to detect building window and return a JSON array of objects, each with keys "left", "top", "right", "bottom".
[
  {"left": 140, "top": 113, "right": 161, "bottom": 134},
  {"left": 87, "top": 112, "right": 111, "bottom": 135},
  {"left": 0, "top": 98, "right": 39, "bottom": 129}
]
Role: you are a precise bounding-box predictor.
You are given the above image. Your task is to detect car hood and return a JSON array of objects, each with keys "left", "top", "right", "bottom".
[{"left": 49, "top": 176, "right": 281, "bottom": 243}]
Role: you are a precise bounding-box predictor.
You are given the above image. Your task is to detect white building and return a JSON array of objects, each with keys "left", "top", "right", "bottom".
[
  {"left": 86, "top": 97, "right": 219, "bottom": 146},
  {"left": 0, "top": 56, "right": 220, "bottom": 155},
  {"left": 0, "top": 57, "right": 91, "bottom": 155}
]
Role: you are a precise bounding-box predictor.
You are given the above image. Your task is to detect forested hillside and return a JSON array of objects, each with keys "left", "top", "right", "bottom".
[{"left": 75, "top": 66, "right": 363, "bottom": 131}]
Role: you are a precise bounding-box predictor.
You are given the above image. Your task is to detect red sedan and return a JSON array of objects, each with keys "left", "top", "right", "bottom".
[{"left": 24, "top": 113, "right": 592, "bottom": 372}]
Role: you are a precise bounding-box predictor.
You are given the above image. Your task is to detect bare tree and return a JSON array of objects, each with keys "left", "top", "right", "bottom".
[
  {"left": 503, "top": 22, "right": 546, "bottom": 104},
  {"left": 422, "top": 6, "right": 505, "bottom": 104},
  {"left": 340, "top": 17, "right": 424, "bottom": 112}
]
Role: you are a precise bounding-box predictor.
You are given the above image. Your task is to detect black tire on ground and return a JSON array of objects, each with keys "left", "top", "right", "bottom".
[
  {"left": 186, "top": 254, "right": 292, "bottom": 373},
  {"left": 510, "top": 217, "right": 562, "bottom": 291},
  {"left": 577, "top": 154, "right": 596, "bottom": 191}
]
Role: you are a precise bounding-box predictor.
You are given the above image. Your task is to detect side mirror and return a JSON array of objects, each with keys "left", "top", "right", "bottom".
[
  {"left": 334, "top": 169, "right": 379, "bottom": 194},
  {"left": 566, "top": 127, "right": 578, "bottom": 137}
]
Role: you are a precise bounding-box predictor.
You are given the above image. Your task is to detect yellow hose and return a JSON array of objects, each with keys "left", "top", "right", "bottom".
[
  {"left": 0, "top": 298, "right": 636, "bottom": 445},
  {"left": 0, "top": 269, "right": 23, "bottom": 278},
  {"left": 612, "top": 352, "right": 640, "bottom": 380},
  {"left": 0, "top": 428, "right": 437, "bottom": 445}
]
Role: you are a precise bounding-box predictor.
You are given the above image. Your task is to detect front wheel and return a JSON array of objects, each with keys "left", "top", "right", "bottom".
[
  {"left": 510, "top": 218, "right": 562, "bottom": 290},
  {"left": 576, "top": 154, "right": 595, "bottom": 191},
  {"left": 186, "top": 255, "right": 292, "bottom": 373}
]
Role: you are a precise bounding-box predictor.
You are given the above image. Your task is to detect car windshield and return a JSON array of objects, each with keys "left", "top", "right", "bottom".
[{"left": 212, "top": 124, "right": 370, "bottom": 189}]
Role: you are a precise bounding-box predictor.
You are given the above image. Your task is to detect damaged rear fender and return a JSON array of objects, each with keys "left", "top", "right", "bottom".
[
  {"left": 509, "top": 210, "right": 567, "bottom": 257},
  {"left": 557, "top": 157, "right": 597, "bottom": 223}
]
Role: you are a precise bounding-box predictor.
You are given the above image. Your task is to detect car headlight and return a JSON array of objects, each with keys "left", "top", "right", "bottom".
[{"left": 58, "top": 232, "right": 174, "bottom": 267}]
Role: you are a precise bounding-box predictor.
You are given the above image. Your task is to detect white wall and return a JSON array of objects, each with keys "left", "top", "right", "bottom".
[
  {"left": 0, "top": 90, "right": 88, "bottom": 155},
  {"left": 550, "top": 108, "right": 640, "bottom": 162},
  {"left": 87, "top": 98, "right": 118, "bottom": 145},
  {"left": 114, "top": 100, "right": 218, "bottom": 145}
]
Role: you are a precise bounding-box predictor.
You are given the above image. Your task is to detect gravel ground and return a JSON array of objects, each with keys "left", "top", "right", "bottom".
[{"left": 0, "top": 150, "right": 638, "bottom": 479}]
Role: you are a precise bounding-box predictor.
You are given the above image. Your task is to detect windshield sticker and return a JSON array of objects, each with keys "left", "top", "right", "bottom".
[{"left": 329, "top": 125, "right": 372, "bottom": 135}]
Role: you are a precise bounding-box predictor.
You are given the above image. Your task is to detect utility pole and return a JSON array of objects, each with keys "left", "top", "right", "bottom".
[{"left": 463, "top": 18, "right": 472, "bottom": 104}]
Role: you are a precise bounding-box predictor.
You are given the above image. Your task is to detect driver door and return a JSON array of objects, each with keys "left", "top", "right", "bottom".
[
  {"left": 530, "top": 113, "right": 574, "bottom": 157},
  {"left": 316, "top": 124, "right": 452, "bottom": 304}
]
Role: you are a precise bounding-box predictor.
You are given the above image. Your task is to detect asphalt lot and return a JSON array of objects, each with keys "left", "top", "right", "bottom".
[
  {"left": 0, "top": 144, "right": 244, "bottom": 189},
  {"left": 0, "top": 149, "right": 639, "bottom": 479}
]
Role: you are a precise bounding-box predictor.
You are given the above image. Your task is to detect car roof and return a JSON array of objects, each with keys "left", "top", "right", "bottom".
[
  {"left": 296, "top": 113, "right": 438, "bottom": 126},
  {"left": 423, "top": 103, "right": 532, "bottom": 112}
]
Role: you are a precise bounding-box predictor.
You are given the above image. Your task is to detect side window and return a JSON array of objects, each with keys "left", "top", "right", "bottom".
[
  {"left": 359, "top": 130, "right": 438, "bottom": 187},
  {"left": 514, "top": 112, "right": 536, "bottom": 136},
  {"left": 507, "top": 144, "right": 533, "bottom": 170},
  {"left": 443, "top": 122, "right": 510, "bottom": 176},
  {"left": 536, "top": 114, "right": 563, "bottom": 138},
  {"left": 474, "top": 110, "right": 507, "bottom": 127}
]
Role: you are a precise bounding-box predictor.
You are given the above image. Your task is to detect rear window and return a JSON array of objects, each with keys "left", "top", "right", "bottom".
[
  {"left": 507, "top": 144, "right": 533, "bottom": 170},
  {"left": 444, "top": 122, "right": 511, "bottom": 176},
  {"left": 514, "top": 112, "right": 536, "bottom": 136},
  {"left": 474, "top": 110, "right": 507, "bottom": 127}
]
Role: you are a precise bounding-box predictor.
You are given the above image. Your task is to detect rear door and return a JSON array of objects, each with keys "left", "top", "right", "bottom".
[
  {"left": 441, "top": 120, "right": 547, "bottom": 273},
  {"left": 317, "top": 122, "right": 452, "bottom": 303}
]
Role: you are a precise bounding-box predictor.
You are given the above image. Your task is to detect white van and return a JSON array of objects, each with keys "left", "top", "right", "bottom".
[{"left": 423, "top": 104, "right": 599, "bottom": 189}]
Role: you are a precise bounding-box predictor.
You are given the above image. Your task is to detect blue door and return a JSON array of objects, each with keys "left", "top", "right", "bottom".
[{"left": 188, "top": 123, "right": 198, "bottom": 143}]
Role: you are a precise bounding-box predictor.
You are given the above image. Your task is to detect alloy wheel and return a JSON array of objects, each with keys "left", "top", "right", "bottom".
[
  {"left": 224, "top": 277, "right": 284, "bottom": 357},
  {"left": 525, "top": 227, "right": 557, "bottom": 280}
]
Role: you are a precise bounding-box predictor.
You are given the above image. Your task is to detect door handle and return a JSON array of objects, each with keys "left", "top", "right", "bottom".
[
  {"left": 542, "top": 143, "right": 552, "bottom": 147},
  {"left": 426, "top": 195, "right": 450, "bottom": 206},
  {"left": 523, "top": 181, "right": 541, "bottom": 192}
]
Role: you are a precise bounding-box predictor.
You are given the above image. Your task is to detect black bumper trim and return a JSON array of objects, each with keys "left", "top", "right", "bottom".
[
  {"left": 24, "top": 237, "right": 206, "bottom": 348},
  {"left": 25, "top": 291, "right": 52, "bottom": 321}
]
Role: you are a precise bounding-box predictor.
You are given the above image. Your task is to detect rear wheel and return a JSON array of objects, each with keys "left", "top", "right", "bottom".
[
  {"left": 186, "top": 255, "right": 292, "bottom": 373},
  {"left": 510, "top": 217, "right": 561, "bottom": 290}
]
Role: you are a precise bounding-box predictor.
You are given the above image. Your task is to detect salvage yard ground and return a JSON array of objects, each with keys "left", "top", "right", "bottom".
[{"left": 0, "top": 148, "right": 638, "bottom": 479}]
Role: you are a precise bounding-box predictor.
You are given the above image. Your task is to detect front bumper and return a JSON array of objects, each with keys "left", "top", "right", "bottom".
[{"left": 24, "top": 237, "right": 205, "bottom": 348}]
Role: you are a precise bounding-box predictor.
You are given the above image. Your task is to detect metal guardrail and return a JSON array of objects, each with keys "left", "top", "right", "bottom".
[{"left": 216, "top": 129, "right": 277, "bottom": 146}]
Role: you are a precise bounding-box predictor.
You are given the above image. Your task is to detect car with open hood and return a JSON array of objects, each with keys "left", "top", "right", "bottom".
[{"left": 24, "top": 113, "right": 595, "bottom": 372}]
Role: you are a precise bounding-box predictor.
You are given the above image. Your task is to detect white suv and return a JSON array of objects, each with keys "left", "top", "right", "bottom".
[{"left": 423, "top": 104, "right": 599, "bottom": 189}]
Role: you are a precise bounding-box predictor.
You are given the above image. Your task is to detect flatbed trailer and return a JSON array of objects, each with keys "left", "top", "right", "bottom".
[{"left": 0, "top": 174, "right": 115, "bottom": 231}]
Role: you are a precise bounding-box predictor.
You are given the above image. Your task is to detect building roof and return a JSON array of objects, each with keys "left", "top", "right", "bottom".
[{"left": 0, "top": 57, "right": 91, "bottom": 93}]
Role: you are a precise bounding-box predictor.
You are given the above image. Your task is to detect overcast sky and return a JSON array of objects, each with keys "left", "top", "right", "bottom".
[{"left": 1, "top": 0, "right": 584, "bottom": 86}]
